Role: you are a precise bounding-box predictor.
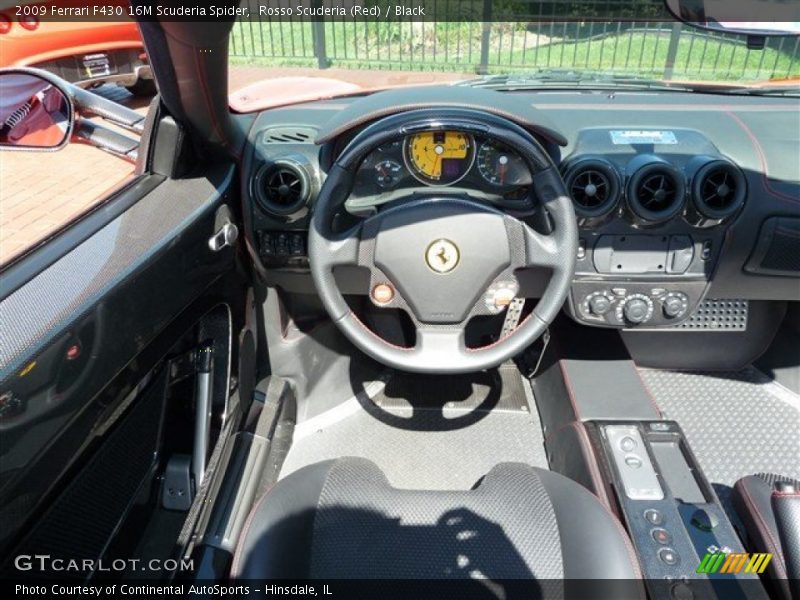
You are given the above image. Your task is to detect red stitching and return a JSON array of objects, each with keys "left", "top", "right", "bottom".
[
  {"left": 193, "top": 47, "right": 241, "bottom": 158},
  {"left": 725, "top": 111, "right": 798, "bottom": 204},
  {"left": 348, "top": 311, "right": 413, "bottom": 351},
  {"left": 230, "top": 482, "right": 276, "bottom": 578},
  {"left": 542, "top": 421, "right": 611, "bottom": 508},
  {"left": 574, "top": 421, "right": 615, "bottom": 511},
  {"left": 349, "top": 308, "right": 536, "bottom": 354},
  {"left": 557, "top": 360, "right": 583, "bottom": 420},
  {"left": 735, "top": 479, "right": 789, "bottom": 579},
  {"left": 593, "top": 489, "right": 645, "bottom": 581}
]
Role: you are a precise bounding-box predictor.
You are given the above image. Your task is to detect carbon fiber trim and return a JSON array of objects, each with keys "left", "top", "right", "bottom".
[
  {"left": 1, "top": 368, "right": 167, "bottom": 577},
  {"left": 0, "top": 167, "right": 234, "bottom": 378}
]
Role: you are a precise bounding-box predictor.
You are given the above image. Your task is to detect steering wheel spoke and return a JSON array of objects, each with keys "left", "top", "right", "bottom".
[
  {"left": 522, "top": 224, "right": 562, "bottom": 270},
  {"left": 415, "top": 327, "right": 465, "bottom": 360},
  {"left": 324, "top": 225, "right": 362, "bottom": 268}
]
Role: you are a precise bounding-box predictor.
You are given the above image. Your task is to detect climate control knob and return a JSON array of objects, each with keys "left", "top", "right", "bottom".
[
  {"left": 662, "top": 292, "right": 689, "bottom": 319},
  {"left": 617, "top": 294, "right": 654, "bottom": 325},
  {"left": 588, "top": 293, "right": 613, "bottom": 316}
]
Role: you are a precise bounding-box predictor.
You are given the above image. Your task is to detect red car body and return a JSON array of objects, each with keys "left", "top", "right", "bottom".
[{"left": 0, "top": 3, "right": 152, "bottom": 93}]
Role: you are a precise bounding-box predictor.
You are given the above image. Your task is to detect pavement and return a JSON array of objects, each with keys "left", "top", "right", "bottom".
[
  {"left": 0, "top": 66, "right": 468, "bottom": 266},
  {"left": 0, "top": 86, "right": 147, "bottom": 266}
]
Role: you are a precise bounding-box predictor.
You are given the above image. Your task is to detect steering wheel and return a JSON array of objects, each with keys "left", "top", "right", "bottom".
[{"left": 309, "top": 109, "right": 577, "bottom": 373}]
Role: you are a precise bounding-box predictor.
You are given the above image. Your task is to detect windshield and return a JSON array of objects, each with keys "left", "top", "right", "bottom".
[{"left": 228, "top": 8, "right": 800, "bottom": 100}]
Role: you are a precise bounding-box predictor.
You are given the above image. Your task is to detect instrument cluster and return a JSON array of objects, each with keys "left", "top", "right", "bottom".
[{"left": 348, "top": 130, "right": 533, "bottom": 208}]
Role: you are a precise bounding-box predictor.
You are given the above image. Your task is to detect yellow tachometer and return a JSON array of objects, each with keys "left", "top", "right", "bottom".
[{"left": 404, "top": 131, "right": 474, "bottom": 185}]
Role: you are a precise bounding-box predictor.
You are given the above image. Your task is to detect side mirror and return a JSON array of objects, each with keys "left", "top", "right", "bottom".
[
  {"left": 0, "top": 69, "right": 74, "bottom": 150},
  {"left": 664, "top": 0, "right": 800, "bottom": 37}
]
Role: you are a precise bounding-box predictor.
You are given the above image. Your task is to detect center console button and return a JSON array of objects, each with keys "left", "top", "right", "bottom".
[
  {"left": 589, "top": 294, "right": 612, "bottom": 316},
  {"left": 623, "top": 297, "right": 651, "bottom": 324},
  {"left": 604, "top": 425, "right": 664, "bottom": 500},
  {"left": 658, "top": 548, "right": 680, "bottom": 566},
  {"left": 619, "top": 436, "right": 637, "bottom": 452},
  {"left": 616, "top": 294, "right": 654, "bottom": 325},
  {"left": 625, "top": 455, "right": 643, "bottom": 468},
  {"left": 649, "top": 422, "right": 671, "bottom": 432},
  {"left": 651, "top": 528, "right": 672, "bottom": 545},
  {"left": 663, "top": 292, "right": 689, "bottom": 319},
  {"left": 644, "top": 509, "right": 664, "bottom": 525}
]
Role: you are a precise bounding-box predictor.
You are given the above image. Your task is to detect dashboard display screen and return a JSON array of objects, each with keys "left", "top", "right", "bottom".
[{"left": 404, "top": 131, "right": 475, "bottom": 185}]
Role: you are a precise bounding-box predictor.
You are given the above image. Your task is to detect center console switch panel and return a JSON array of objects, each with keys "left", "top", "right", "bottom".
[
  {"left": 568, "top": 279, "right": 707, "bottom": 329},
  {"left": 258, "top": 230, "right": 308, "bottom": 267},
  {"left": 593, "top": 421, "right": 768, "bottom": 600},
  {"left": 604, "top": 425, "right": 664, "bottom": 501}
]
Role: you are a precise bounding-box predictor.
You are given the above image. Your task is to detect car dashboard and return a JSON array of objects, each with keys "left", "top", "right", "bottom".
[{"left": 241, "top": 86, "right": 800, "bottom": 331}]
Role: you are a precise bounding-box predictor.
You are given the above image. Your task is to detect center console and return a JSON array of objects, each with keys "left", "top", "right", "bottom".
[
  {"left": 559, "top": 128, "right": 746, "bottom": 330},
  {"left": 532, "top": 328, "right": 775, "bottom": 600},
  {"left": 590, "top": 420, "right": 769, "bottom": 600}
]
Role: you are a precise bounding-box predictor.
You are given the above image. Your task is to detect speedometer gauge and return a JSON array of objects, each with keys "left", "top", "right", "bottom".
[
  {"left": 404, "top": 131, "right": 474, "bottom": 186},
  {"left": 477, "top": 142, "right": 529, "bottom": 187}
]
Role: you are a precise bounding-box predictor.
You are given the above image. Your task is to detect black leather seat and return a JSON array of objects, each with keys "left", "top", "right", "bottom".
[
  {"left": 733, "top": 473, "right": 800, "bottom": 600},
  {"left": 232, "top": 457, "right": 641, "bottom": 586}
]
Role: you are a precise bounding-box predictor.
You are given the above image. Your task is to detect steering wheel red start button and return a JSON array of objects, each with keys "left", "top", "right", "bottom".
[{"left": 371, "top": 283, "right": 395, "bottom": 305}]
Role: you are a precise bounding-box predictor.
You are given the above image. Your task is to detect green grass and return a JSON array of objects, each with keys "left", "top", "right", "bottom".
[
  {"left": 503, "top": 30, "right": 800, "bottom": 81},
  {"left": 229, "top": 21, "right": 800, "bottom": 82}
]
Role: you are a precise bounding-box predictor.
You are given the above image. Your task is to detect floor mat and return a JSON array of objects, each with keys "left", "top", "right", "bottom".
[
  {"left": 280, "top": 367, "right": 547, "bottom": 490},
  {"left": 639, "top": 367, "right": 800, "bottom": 510}
]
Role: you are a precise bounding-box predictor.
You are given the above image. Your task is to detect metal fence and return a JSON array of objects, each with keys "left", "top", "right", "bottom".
[{"left": 229, "top": 2, "right": 800, "bottom": 81}]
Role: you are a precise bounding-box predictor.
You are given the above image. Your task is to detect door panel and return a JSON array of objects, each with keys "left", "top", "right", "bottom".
[{"left": 0, "top": 163, "right": 238, "bottom": 557}]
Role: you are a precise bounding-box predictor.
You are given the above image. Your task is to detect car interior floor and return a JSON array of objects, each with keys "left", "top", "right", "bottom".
[
  {"left": 271, "top": 314, "right": 800, "bottom": 506},
  {"left": 639, "top": 366, "right": 800, "bottom": 517},
  {"left": 278, "top": 364, "right": 549, "bottom": 490}
]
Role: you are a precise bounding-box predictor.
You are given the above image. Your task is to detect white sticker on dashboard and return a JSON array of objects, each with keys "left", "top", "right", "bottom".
[{"left": 610, "top": 130, "right": 678, "bottom": 145}]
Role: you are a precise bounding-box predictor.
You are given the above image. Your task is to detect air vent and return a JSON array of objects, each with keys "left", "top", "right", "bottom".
[
  {"left": 253, "top": 161, "right": 310, "bottom": 216},
  {"left": 261, "top": 126, "right": 316, "bottom": 144},
  {"left": 564, "top": 159, "right": 620, "bottom": 218},
  {"left": 627, "top": 162, "right": 685, "bottom": 223},
  {"left": 692, "top": 160, "right": 746, "bottom": 220}
]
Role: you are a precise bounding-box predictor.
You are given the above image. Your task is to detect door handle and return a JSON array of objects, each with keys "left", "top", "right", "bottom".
[{"left": 208, "top": 222, "right": 239, "bottom": 252}]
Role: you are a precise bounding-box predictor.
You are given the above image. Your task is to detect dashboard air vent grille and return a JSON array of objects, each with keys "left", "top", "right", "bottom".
[
  {"left": 627, "top": 163, "right": 685, "bottom": 223},
  {"left": 565, "top": 159, "right": 620, "bottom": 218},
  {"left": 262, "top": 127, "right": 316, "bottom": 144},
  {"left": 637, "top": 172, "right": 678, "bottom": 211},
  {"left": 254, "top": 162, "right": 310, "bottom": 216},
  {"left": 693, "top": 161, "right": 746, "bottom": 220}
]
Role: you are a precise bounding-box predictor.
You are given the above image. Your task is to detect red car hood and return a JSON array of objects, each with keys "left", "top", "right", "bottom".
[{"left": 229, "top": 77, "right": 364, "bottom": 113}]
